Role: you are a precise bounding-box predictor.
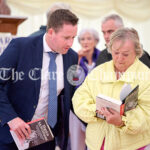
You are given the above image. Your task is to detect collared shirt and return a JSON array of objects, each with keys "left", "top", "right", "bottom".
[
  {"left": 84, "top": 62, "right": 95, "bottom": 73},
  {"left": 32, "top": 34, "right": 64, "bottom": 121}
]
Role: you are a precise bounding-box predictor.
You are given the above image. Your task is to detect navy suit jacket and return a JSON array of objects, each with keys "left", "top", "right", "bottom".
[{"left": 0, "top": 34, "right": 78, "bottom": 149}]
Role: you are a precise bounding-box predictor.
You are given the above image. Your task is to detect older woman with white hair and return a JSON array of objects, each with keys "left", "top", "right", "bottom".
[
  {"left": 77, "top": 28, "right": 100, "bottom": 73},
  {"left": 69, "top": 28, "right": 101, "bottom": 150},
  {"left": 72, "top": 27, "right": 150, "bottom": 150}
]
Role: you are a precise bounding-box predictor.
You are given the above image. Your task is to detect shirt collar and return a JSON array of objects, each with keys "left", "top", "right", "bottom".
[{"left": 43, "top": 34, "right": 54, "bottom": 53}]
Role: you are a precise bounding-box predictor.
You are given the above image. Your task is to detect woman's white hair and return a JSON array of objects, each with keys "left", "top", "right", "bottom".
[{"left": 78, "top": 28, "right": 100, "bottom": 43}]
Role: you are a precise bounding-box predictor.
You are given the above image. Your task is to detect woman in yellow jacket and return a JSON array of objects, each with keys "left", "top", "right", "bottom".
[{"left": 72, "top": 27, "right": 150, "bottom": 150}]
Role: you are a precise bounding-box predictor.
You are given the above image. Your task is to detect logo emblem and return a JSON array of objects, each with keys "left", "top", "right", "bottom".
[{"left": 67, "top": 65, "right": 85, "bottom": 86}]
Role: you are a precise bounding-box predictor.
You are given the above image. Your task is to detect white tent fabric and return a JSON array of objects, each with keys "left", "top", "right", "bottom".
[{"left": 7, "top": 0, "right": 150, "bottom": 53}]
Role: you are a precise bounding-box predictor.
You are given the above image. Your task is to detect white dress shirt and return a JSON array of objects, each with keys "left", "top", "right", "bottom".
[{"left": 32, "top": 34, "right": 64, "bottom": 121}]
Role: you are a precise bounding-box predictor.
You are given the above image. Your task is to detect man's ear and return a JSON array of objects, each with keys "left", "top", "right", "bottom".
[{"left": 47, "top": 28, "right": 54, "bottom": 36}]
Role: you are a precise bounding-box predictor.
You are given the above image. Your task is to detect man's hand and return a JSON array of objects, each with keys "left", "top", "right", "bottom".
[
  {"left": 100, "top": 107, "right": 124, "bottom": 127},
  {"left": 8, "top": 117, "right": 31, "bottom": 140}
]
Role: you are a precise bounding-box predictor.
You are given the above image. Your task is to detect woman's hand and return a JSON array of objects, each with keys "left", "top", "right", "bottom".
[
  {"left": 100, "top": 107, "right": 124, "bottom": 127},
  {"left": 78, "top": 48, "right": 90, "bottom": 58},
  {"left": 78, "top": 48, "right": 90, "bottom": 64}
]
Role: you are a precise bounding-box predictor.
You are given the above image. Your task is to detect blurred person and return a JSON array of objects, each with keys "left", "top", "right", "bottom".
[
  {"left": 77, "top": 28, "right": 100, "bottom": 72},
  {"left": 69, "top": 28, "right": 100, "bottom": 150},
  {"left": 145, "top": 144, "right": 150, "bottom": 150},
  {"left": 30, "top": 2, "right": 71, "bottom": 37},
  {"left": 72, "top": 27, "right": 150, "bottom": 150},
  {"left": 0, "top": 0, "right": 11, "bottom": 15},
  {"left": 0, "top": 9, "right": 78, "bottom": 150},
  {"left": 96, "top": 14, "right": 150, "bottom": 68}
]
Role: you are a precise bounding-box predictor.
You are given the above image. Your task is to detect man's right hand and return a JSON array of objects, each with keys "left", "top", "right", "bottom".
[{"left": 8, "top": 117, "right": 31, "bottom": 140}]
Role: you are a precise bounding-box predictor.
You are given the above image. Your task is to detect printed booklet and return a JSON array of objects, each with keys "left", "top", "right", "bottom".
[
  {"left": 96, "top": 84, "right": 139, "bottom": 119},
  {"left": 10, "top": 118, "right": 54, "bottom": 150}
]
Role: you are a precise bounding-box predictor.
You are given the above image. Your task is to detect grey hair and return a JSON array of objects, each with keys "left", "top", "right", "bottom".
[
  {"left": 78, "top": 28, "right": 100, "bottom": 43},
  {"left": 108, "top": 27, "right": 143, "bottom": 58},
  {"left": 102, "top": 14, "right": 124, "bottom": 28},
  {"left": 46, "top": 2, "right": 71, "bottom": 19}
]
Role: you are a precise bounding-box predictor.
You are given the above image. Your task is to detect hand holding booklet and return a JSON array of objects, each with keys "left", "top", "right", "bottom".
[
  {"left": 96, "top": 84, "right": 139, "bottom": 119},
  {"left": 10, "top": 118, "right": 54, "bottom": 150}
]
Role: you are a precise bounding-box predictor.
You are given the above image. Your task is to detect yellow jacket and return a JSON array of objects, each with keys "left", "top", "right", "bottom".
[{"left": 72, "top": 58, "right": 150, "bottom": 150}]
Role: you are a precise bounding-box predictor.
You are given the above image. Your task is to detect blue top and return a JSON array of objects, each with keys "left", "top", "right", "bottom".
[
  {"left": 75, "top": 48, "right": 100, "bottom": 88},
  {"left": 79, "top": 48, "right": 101, "bottom": 77}
]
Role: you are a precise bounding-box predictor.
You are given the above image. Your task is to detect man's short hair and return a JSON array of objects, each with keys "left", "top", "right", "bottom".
[
  {"left": 46, "top": 9, "right": 78, "bottom": 32},
  {"left": 102, "top": 14, "right": 124, "bottom": 28}
]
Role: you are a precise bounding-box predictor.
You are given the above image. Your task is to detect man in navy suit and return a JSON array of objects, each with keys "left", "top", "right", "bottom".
[{"left": 0, "top": 9, "right": 78, "bottom": 150}]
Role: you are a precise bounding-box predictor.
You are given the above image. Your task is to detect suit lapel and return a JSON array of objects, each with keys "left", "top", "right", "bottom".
[
  {"left": 63, "top": 53, "right": 71, "bottom": 112},
  {"left": 31, "top": 35, "right": 43, "bottom": 102},
  {"left": 63, "top": 53, "right": 71, "bottom": 94}
]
